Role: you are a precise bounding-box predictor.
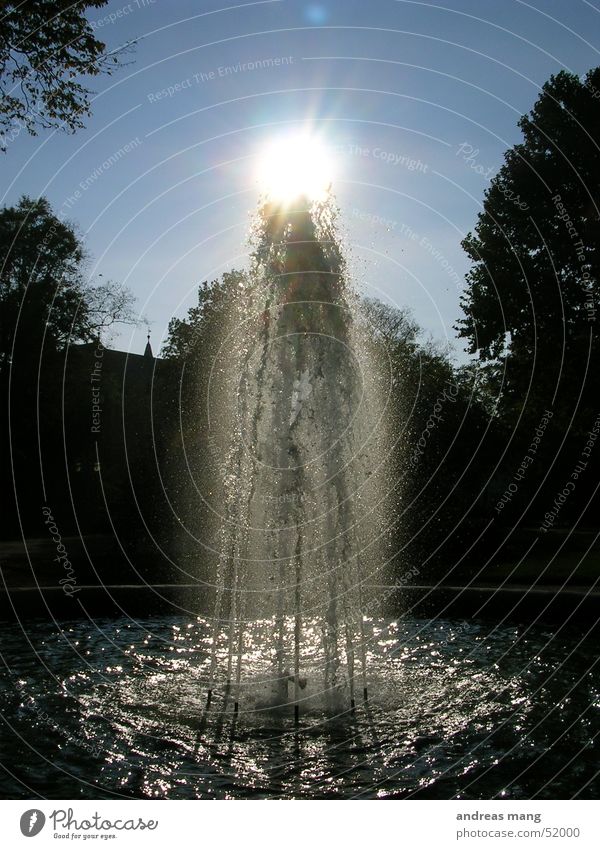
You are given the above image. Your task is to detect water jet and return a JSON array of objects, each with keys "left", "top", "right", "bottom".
[{"left": 202, "top": 189, "right": 387, "bottom": 720}]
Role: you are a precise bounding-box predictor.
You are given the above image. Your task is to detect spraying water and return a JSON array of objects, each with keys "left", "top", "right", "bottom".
[{"left": 203, "top": 192, "right": 389, "bottom": 718}]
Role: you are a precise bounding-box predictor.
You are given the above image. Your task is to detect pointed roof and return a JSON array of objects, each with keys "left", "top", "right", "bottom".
[{"left": 144, "top": 331, "right": 153, "bottom": 359}]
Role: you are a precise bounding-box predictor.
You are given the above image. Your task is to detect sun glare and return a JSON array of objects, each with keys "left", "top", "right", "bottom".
[{"left": 256, "top": 133, "right": 335, "bottom": 203}]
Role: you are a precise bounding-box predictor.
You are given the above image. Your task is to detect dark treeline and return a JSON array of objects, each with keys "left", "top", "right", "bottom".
[
  {"left": 0, "top": 197, "right": 150, "bottom": 550},
  {"left": 2, "top": 68, "right": 599, "bottom": 588}
]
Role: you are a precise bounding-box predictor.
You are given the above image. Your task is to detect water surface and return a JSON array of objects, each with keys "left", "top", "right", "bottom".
[{"left": 0, "top": 615, "right": 597, "bottom": 799}]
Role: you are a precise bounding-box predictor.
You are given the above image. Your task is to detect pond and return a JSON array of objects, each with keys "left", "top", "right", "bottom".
[{"left": 0, "top": 614, "right": 597, "bottom": 799}]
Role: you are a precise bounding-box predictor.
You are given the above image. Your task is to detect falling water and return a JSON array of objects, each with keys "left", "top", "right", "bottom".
[{"left": 203, "top": 193, "right": 390, "bottom": 717}]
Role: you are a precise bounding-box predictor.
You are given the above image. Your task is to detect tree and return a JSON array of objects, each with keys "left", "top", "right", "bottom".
[
  {"left": 457, "top": 68, "right": 600, "bottom": 524},
  {"left": 457, "top": 70, "right": 600, "bottom": 418},
  {"left": 162, "top": 271, "right": 249, "bottom": 363},
  {"left": 0, "top": 195, "right": 139, "bottom": 538},
  {"left": 0, "top": 1, "right": 131, "bottom": 150},
  {"left": 0, "top": 195, "right": 137, "bottom": 372}
]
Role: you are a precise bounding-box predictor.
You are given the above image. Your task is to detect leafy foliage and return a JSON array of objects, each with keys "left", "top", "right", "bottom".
[
  {"left": 161, "top": 270, "right": 249, "bottom": 362},
  {"left": 0, "top": 195, "right": 137, "bottom": 371},
  {"left": 0, "top": 1, "right": 131, "bottom": 149},
  {"left": 457, "top": 69, "right": 600, "bottom": 431},
  {"left": 456, "top": 68, "right": 600, "bottom": 529}
]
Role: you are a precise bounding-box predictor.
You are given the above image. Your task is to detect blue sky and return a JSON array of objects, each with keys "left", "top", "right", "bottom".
[{"left": 2, "top": 0, "right": 600, "bottom": 359}]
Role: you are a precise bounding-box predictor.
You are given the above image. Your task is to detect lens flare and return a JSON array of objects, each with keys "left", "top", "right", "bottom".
[{"left": 256, "top": 133, "right": 335, "bottom": 203}]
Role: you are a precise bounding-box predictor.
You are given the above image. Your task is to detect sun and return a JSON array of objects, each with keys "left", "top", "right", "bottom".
[{"left": 256, "top": 132, "right": 335, "bottom": 204}]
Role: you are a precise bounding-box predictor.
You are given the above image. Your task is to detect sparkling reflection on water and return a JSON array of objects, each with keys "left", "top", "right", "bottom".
[{"left": 0, "top": 615, "right": 597, "bottom": 799}]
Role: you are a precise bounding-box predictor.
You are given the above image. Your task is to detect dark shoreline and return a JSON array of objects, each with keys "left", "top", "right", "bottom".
[
  {"left": 1, "top": 529, "right": 598, "bottom": 624},
  {"left": 1, "top": 581, "right": 597, "bottom": 623}
]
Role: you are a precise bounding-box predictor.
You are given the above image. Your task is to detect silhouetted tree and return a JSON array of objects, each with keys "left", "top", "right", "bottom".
[
  {"left": 1, "top": 195, "right": 137, "bottom": 537},
  {"left": 360, "top": 299, "right": 496, "bottom": 579},
  {"left": 0, "top": 1, "right": 132, "bottom": 150},
  {"left": 161, "top": 270, "right": 248, "bottom": 363},
  {"left": 457, "top": 68, "right": 600, "bottom": 432},
  {"left": 457, "top": 68, "right": 600, "bottom": 525},
  {"left": 0, "top": 195, "right": 136, "bottom": 372}
]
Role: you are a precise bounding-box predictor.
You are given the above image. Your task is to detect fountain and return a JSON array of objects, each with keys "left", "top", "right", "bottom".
[
  {"left": 200, "top": 191, "right": 390, "bottom": 721},
  {"left": 2, "top": 182, "right": 595, "bottom": 803}
]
